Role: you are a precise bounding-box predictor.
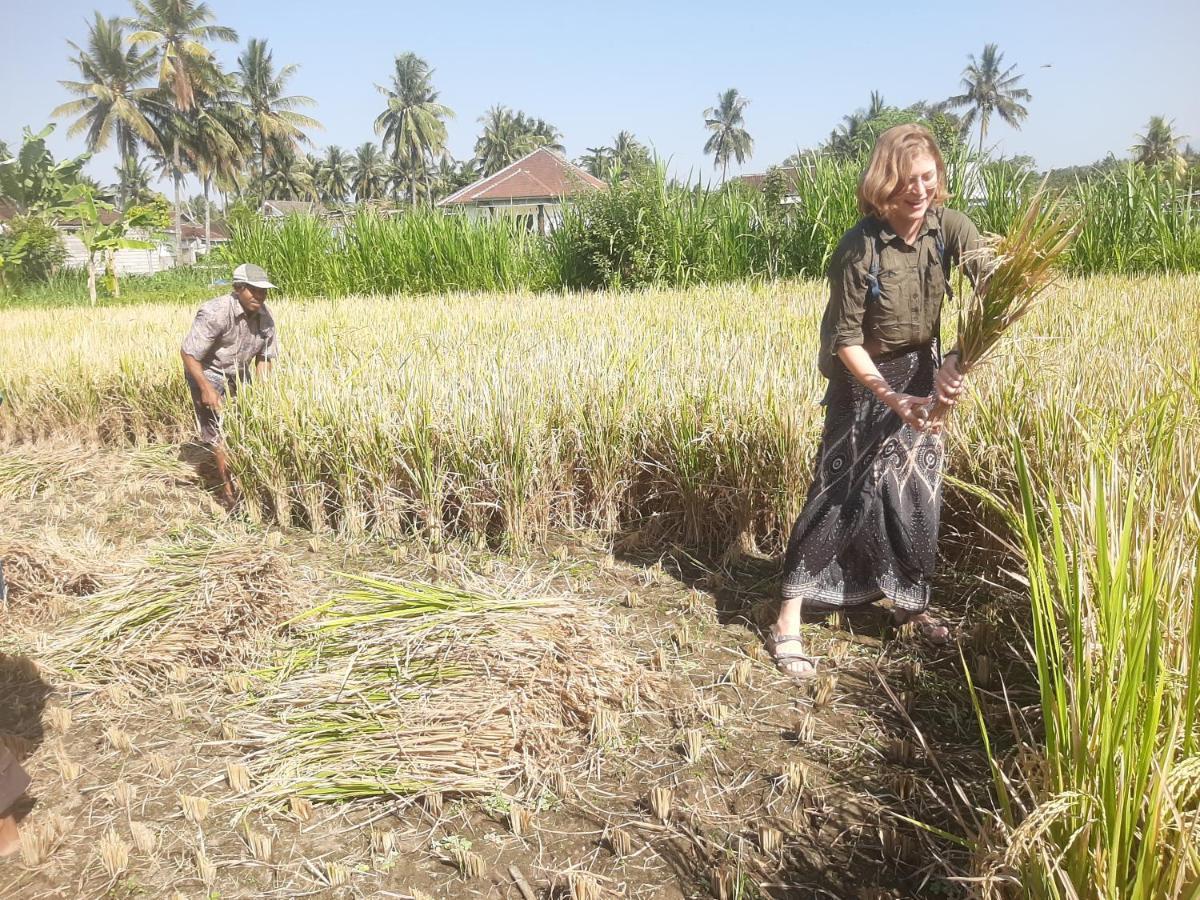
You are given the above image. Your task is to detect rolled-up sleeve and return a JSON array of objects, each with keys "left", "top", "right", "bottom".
[
  {"left": 829, "top": 246, "right": 868, "bottom": 351},
  {"left": 181, "top": 307, "right": 219, "bottom": 361}
]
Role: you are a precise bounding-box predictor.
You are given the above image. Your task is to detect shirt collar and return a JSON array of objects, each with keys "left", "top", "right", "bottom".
[
  {"left": 876, "top": 207, "right": 941, "bottom": 244},
  {"left": 228, "top": 291, "right": 260, "bottom": 322}
]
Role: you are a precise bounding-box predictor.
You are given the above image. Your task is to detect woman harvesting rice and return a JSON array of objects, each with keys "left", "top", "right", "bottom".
[{"left": 771, "top": 123, "right": 985, "bottom": 680}]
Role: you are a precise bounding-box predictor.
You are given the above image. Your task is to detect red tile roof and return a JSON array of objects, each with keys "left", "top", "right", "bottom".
[{"left": 438, "top": 148, "right": 605, "bottom": 207}]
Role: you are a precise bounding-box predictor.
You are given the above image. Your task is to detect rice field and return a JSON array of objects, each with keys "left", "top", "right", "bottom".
[{"left": 1, "top": 274, "right": 1198, "bottom": 896}]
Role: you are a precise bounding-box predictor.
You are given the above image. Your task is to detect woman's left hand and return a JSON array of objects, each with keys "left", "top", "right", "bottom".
[{"left": 934, "top": 355, "right": 967, "bottom": 407}]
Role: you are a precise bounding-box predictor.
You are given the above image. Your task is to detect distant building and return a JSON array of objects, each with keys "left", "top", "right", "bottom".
[
  {"left": 437, "top": 148, "right": 605, "bottom": 234},
  {"left": 261, "top": 199, "right": 329, "bottom": 220}
]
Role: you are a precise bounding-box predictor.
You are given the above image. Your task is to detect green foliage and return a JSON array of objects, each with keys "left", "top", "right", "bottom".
[
  {"left": 0, "top": 216, "right": 66, "bottom": 285},
  {"left": 0, "top": 265, "right": 215, "bottom": 309},
  {"left": 0, "top": 125, "right": 90, "bottom": 215}
]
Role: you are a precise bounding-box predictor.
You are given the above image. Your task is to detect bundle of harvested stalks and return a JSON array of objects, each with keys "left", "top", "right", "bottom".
[
  {"left": 0, "top": 541, "right": 100, "bottom": 621},
  {"left": 931, "top": 188, "right": 1076, "bottom": 424},
  {"left": 241, "top": 574, "right": 652, "bottom": 803},
  {"left": 0, "top": 445, "right": 89, "bottom": 500},
  {"left": 38, "top": 527, "right": 296, "bottom": 682}
]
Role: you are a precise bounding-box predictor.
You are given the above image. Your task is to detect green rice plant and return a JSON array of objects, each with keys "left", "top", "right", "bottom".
[{"left": 969, "top": 434, "right": 1200, "bottom": 898}]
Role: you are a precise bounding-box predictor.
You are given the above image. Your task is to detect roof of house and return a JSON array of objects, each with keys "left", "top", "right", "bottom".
[
  {"left": 438, "top": 148, "right": 605, "bottom": 207},
  {"left": 262, "top": 199, "right": 328, "bottom": 217},
  {"left": 181, "top": 221, "right": 230, "bottom": 241}
]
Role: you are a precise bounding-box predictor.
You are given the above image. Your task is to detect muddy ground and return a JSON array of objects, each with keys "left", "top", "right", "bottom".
[{"left": 0, "top": 441, "right": 1028, "bottom": 899}]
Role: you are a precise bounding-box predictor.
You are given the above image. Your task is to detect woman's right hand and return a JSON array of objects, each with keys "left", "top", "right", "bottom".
[{"left": 884, "top": 391, "right": 932, "bottom": 431}]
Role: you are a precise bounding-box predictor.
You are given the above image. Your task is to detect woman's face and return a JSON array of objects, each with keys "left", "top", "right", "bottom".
[{"left": 890, "top": 153, "right": 938, "bottom": 233}]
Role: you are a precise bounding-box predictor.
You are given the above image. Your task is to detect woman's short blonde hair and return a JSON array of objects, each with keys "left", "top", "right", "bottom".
[{"left": 856, "top": 124, "right": 948, "bottom": 219}]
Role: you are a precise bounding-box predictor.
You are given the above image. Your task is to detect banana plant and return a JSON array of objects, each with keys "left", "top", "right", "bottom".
[{"left": 63, "top": 184, "right": 167, "bottom": 304}]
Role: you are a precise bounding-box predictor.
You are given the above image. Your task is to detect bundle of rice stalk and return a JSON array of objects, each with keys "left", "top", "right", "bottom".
[
  {"left": 930, "top": 188, "right": 1076, "bottom": 425},
  {"left": 0, "top": 445, "right": 89, "bottom": 500},
  {"left": 38, "top": 527, "right": 295, "bottom": 682},
  {"left": 241, "top": 574, "right": 646, "bottom": 804}
]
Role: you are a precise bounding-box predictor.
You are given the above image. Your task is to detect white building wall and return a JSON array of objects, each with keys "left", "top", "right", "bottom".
[{"left": 59, "top": 230, "right": 179, "bottom": 275}]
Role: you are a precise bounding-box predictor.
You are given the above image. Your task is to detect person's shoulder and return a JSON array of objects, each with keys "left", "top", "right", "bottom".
[
  {"left": 940, "top": 207, "right": 975, "bottom": 229},
  {"left": 830, "top": 216, "right": 876, "bottom": 270}
]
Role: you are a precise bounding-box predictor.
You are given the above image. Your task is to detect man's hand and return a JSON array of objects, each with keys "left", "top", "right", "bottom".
[{"left": 198, "top": 384, "right": 223, "bottom": 412}]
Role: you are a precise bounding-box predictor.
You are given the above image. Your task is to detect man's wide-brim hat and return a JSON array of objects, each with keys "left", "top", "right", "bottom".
[{"left": 232, "top": 263, "right": 276, "bottom": 289}]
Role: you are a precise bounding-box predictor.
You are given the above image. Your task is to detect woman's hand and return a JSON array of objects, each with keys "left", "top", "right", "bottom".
[
  {"left": 884, "top": 391, "right": 933, "bottom": 430},
  {"left": 934, "top": 355, "right": 967, "bottom": 407}
]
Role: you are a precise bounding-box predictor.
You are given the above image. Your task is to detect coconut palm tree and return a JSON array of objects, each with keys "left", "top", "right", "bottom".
[
  {"left": 112, "top": 154, "right": 156, "bottom": 206},
  {"left": 579, "top": 146, "right": 613, "bottom": 179},
  {"left": 126, "top": 0, "right": 238, "bottom": 255},
  {"left": 473, "top": 106, "right": 563, "bottom": 176},
  {"left": 374, "top": 53, "right": 453, "bottom": 205},
  {"left": 53, "top": 13, "right": 161, "bottom": 207},
  {"left": 703, "top": 88, "right": 754, "bottom": 182},
  {"left": 317, "top": 145, "right": 351, "bottom": 204},
  {"left": 349, "top": 142, "right": 387, "bottom": 202},
  {"left": 1133, "top": 116, "right": 1187, "bottom": 178},
  {"left": 234, "top": 38, "right": 321, "bottom": 203},
  {"left": 262, "top": 141, "right": 316, "bottom": 201},
  {"left": 179, "top": 80, "right": 247, "bottom": 254},
  {"left": 943, "top": 43, "right": 1032, "bottom": 151}
]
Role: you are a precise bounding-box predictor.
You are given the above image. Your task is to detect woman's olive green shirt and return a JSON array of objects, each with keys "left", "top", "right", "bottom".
[{"left": 818, "top": 207, "right": 983, "bottom": 369}]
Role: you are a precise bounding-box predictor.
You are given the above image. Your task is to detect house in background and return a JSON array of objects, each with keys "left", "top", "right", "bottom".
[
  {"left": 438, "top": 148, "right": 605, "bottom": 234},
  {"left": 261, "top": 199, "right": 328, "bottom": 220}
]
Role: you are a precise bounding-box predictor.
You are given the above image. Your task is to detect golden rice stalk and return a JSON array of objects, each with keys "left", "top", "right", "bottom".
[
  {"left": 422, "top": 791, "right": 444, "bottom": 816},
  {"left": 652, "top": 644, "right": 669, "bottom": 671},
  {"left": 809, "top": 674, "right": 837, "bottom": 709},
  {"left": 104, "top": 683, "right": 133, "bottom": 705},
  {"left": 900, "top": 658, "right": 922, "bottom": 684},
  {"left": 711, "top": 866, "right": 737, "bottom": 900},
  {"left": 757, "top": 823, "right": 783, "bottom": 854},
  {"left": 224, "top": 672, "right": 250, "bottom": 694},
  {"left": 886, "top": 737, "right": 917, "bottom": 767},
  {"left": 682, "top": 728, "right": 705, "bottom": 763},
  {"left": 193, "top": 847, "right": 216, "bottom": 885},
  {"left": 370, "top": 827, "right": 396, "bottom": 856},
  {"left": 795, "top": 713, "right": 816, "bottom": 744},
  {"left": 221, "top": 719, "right": 239, "bottom": 741},
  {"left": 621, "top": 590, "right": 640, "bottom": 608},
  {"left": 606, "top": 826, "right": 633, "bottom": 856},
  {"left": 19, "top": 813, "right": 67, "bottom": 866},
  {"left": 240, "top": 824, "right": 273, "bottom": 863},
  {"left": 113, "top": 779, "right": 135, "bottom": 808},
  {"left": 290, "top": 796, "right": 314, "bottom": 822},
  {"left": 932, "top": 187, "right": 1076, "bottom": 422},
  {"left": 568, "top": 871, "right": 602, "bottom": 900},
  {"left": 552, "top": 769, "right": 570, "bottom": 799},
  {"left": 225, "top": 761, "right": 252, "bottom": 794},
  {"left": 145, "top": 751, "right": 177, "bottom": 779},
  {"left": 507, "top": 804, "right": 532, "bottom": 836},
  {"left": 179, "top": 794, "right": 210, "bottom": 823},
  {"left": 649, "top": 786, "right": 674, "bottom": 823},
  {"left": 57, "top": 756, "right": 81, "bottom": 782},
  {"left": 129, "top": 822, "right": 157, "bottom": 855},
  {"left": 103, "top": 726, "right": 134, "bottom": 754},
  {"left": 590, "top": 707, "right": 621, "bottom": 748},
  {"left": 47, "top": 706, "right": 72, "bottom": 734},
  {"left": 777, "top": 761, "right": 808, "bottom": 795},
  {"left": 726, "top": 658, "right": 753, "bottom": 687},
  {"left": 169, "top": 696, "right": 188, "bottom": 721},
  {"left": 892, "top": 771, "right": 916, "bottom": 801},
  {"left": 451, "top": 846, "right": 485, "bottom": 878},
  {"left": 97, "top": 828, "right": 130, "bottom": 880}
]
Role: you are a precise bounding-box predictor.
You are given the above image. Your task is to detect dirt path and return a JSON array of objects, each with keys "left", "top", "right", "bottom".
[{"left": 0, "top": 442, "right": 1015, "bottom": 899}]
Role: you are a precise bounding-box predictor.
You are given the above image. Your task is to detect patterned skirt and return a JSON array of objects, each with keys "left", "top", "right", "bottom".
[{"left": 781, "top": 345, "right": 944, "bottom": 612}]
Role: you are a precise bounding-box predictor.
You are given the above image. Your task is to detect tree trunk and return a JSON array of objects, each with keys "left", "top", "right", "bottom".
[
  {"left": 203, "top": 176, "right": 212, "bottom": 258},
  {"left": 86, "top": 256, "right": 97, "bottom": 306},
  {"left": 172, "top": 137, "right": 183, "bottom": 265},
  {"left": 107, "top": 250, "right": 121, "bottom": 298}
]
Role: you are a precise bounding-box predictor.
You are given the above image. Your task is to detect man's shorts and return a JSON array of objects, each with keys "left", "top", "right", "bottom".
[{"left": 186, "top": 371, "right": 241, "bottom": 445}]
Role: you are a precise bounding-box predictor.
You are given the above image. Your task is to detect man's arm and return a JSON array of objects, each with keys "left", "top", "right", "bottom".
[
  {"left": 181, "top": 351, "right": 221, "bottom": 411},
  {"left": 255, "top": 358, "right": 272, "bottom": 379}
]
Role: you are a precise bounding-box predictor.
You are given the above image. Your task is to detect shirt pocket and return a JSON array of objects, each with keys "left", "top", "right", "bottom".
[{"left": 872, "top": 266, "right": 918, "bottom": 344}]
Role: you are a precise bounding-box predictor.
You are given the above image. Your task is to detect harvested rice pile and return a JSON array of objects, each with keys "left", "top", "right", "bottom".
[
  {"left": 37, "top": 527, "right": 299, "bottom": 683},
  {"left": 240, "top": 576, "right": 657, "bottom": 802}
]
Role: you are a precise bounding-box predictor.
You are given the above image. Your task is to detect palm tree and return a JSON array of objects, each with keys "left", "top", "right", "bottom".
[
  {"left": 943, "top": 43, "right": 1032, "bottom": 151},
  {"left": 318, "top": 145, "right": 351, "bottom": 204},
  {"left": 112, "top": 154, "right": 156, "bottom": 206},
  {"left": 374, "top": 53, "right": 453, "bottom": 205},
  {"left": 54, "top": 13, "right": 162, "bottom": 208},
  {"left": 579, "top": 146, "right": 613, "bottom": 179},
  {"left": 611, "top": 131, "right": 650, "bottom": 173},
  {"left": 703, "top": 88, "right": 754, "bottom": 181},
  {"left": 262, "top": 141, "right": 316, "bottom": 201},
  {"left": 349, "top": 141, "right": 387, "bottom": 202},
  {"left": 1133, "top": 116, "right": 1187, "bottom": 177},
  {"left": 126, "top": 0, "right": 236, "bottom": 255},
  {"left": 473, "top": 106, "right": 563, "bottom": 176},
  {"left": 235, "top": 38, "right": 321, "bottom": 203},
  {"left": 179, "top": 78, "right": 247, "bottom": 254}
]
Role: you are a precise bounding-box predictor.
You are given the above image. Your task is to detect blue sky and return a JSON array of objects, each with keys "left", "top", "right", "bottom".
[{"left": 3, "top": 0, "right": 1197, "bottom": 194}]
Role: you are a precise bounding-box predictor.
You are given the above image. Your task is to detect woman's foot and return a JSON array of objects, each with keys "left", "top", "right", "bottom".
[
  {"left": 894, "top": 609, "right": 953, "bottom": 645},
  {"left": 0, "top": 812, "right": 20, "bottom": 857},
  {"left": 767, "top": 630, "right": 818, "bottom": 682}
]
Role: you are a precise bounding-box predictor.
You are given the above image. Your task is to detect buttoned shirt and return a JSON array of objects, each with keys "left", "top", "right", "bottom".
[
  {"left": 818, "top": 207, "right": 983, "bottom": 367},
  {"left": 181, "top": 293, "right": 278, "bottom": 379}
]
